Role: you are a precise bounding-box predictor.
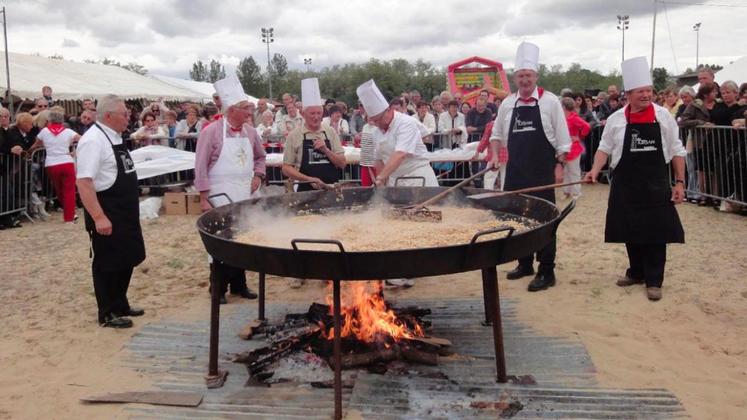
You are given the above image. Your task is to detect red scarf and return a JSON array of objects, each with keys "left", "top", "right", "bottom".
[
  {"left": 625, "top": 104, "right": 656, "bottom": 124},
  {"left": 518, "top": 87, "right": 544, "bottom": 104},
  {"left": 47, "top": 123, "right": 65, "bottom": 136}
]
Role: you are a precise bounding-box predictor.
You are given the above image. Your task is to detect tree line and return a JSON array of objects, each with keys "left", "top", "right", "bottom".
[{"left": 187, "top": 54, "right": 716, "bottom": 103}]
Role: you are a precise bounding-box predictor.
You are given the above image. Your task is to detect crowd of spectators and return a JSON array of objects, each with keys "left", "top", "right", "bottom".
[{"left": 2, "top": 71, "right": 746, "bottom": 229}]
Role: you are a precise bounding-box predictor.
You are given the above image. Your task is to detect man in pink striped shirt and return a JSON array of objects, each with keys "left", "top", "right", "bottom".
[{"left": 194, "top": 74, "right": 267, "bottom": 303}]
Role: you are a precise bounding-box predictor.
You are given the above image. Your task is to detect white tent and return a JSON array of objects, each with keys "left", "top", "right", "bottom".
[
  {"left": 150, "top": 73, "right": 263, "bottom": 105},
  {"left": 0, "top": 52, "right": 210, "bottom": 101},
  {"left": 691, "top": 56, "right": 746, "bottom": 90},
  {"left": 713, "top": 56, "right": 747, "bottom": 85}
]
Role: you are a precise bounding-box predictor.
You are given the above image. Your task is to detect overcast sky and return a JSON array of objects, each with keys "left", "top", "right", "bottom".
[{"left": 4, "top": 0, "right": 745, "bottom": 79}]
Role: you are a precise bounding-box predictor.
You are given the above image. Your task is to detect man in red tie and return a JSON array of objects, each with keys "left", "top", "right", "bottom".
[{"left": 488, "top": 42, "right": 571, "bottom": 292}]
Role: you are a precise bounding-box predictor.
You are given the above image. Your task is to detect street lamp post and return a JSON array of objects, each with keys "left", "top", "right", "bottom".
[
  {"left": 693, "top": 22, "right": 701, "bottom": 69},
  {"left": 304, "top": 58, "right": 312, "bottom": 73},
  {"left": 617, "top": 15, "right": 629, "bottom": 63},
  {"left": 261, "top": 27, "right": 274, "bottom": 99}
]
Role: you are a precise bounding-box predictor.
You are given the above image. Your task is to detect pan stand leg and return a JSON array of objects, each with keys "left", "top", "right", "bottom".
[
  {"left": 333, "top": 279, "right": 343, "bottom": 420},
  {"left": 258, "top": 272, "right": 266, "bottom": 321},
  {"left": 482, "top": 267, "right": 507, "bottom": 383},
  {"left": 205, "top": 269, "right": 227, "bottom": 388}
]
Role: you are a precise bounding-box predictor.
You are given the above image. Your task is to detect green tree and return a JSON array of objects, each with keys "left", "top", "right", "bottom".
[
  {"left": 236, "top": 56, "right": 264, "bottom": 96},
  {"left": 271, "top": 53, "right": 288, "bottom": 79},
  {"left": 207, "top": 59, "right": 226, "bottom": 83},
  {"left": 190, "top": 60, "right": 208, "bottom": 81},
  {"left": 652, "top": 67, "right": 670, "bottom": 92},
  {"left": 122, "top": 62, "right": 148, "bottom": 75}
]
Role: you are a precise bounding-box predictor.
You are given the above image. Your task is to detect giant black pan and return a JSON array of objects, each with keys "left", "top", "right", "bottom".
[{"left": 196, "top": 186, "right": 575, "bottom": 280}]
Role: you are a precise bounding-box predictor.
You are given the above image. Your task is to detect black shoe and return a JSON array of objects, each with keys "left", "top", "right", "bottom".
[
  {"left": 527, "top": 272, "right": 556, "bottom": 292},
  {"left": 99, "top": 313, "right": 133, "bottom": 328},
  {"left": 119, "top": 307, "right": 145, "bottom": 317},
  {"left": 232, "top": 288, "right": 258, "bottom": 300},
  {"left": 506, "top": 265, "right": 534, "bottom": 280}
]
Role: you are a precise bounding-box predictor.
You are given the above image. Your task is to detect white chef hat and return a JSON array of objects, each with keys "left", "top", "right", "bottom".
[
  {"left": 301, "top": 78, "right": 323, "bottom": 107},
  {"left": 356, "top": 79, "right": 389, "bottom": 117},
  {"left": 213, "top": 74, "right": 250, "bottom": 110},
  {"left": 621, "top": 56, "right": 653, "bottom": 91},
  {"left": 515, "top": 41, "right": 540, "bottom": 72}
]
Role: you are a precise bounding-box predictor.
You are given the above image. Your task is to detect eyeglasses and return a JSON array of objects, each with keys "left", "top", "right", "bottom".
[{"left": 37, "top": 104, "right": 48, "bottom": 108}]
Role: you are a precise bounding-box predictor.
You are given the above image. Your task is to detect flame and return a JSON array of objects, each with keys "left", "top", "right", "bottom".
[{"left": 324, "top": 281, "right": 424, "bottom": 342}]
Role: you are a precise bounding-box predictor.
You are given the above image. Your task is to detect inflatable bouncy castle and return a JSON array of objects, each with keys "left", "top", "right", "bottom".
[{"left": 447, "top": 57, "right": 511, "bottom": 106}]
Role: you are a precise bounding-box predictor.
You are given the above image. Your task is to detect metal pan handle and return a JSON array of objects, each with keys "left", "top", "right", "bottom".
[
  {"left": 469, "top": 226, "right": 515, "bottom": 246},
  {"left": 290, "top": 239, "right": 348, "bottom": 279},
  {"left": 464, "top": 226, "right": 515, "bottom": 269},
  {"left": 394, "top": 176, "right": 426, "bottom": 187},
  {"left": 207, "top": 193, "right": 233, "bottom": 208},
  {"left": 552, "top": 199, "right": 576, "bottom": 234},
  {"left": 291, "top": 239, "right": 347, "bottom": 253}
]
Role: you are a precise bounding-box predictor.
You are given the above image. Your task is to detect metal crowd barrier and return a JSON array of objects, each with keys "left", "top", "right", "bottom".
[
  {"left": 0, "top": 152, "right": 32, "bottom": 221},
  {"left": 678, "top": 125, "right": 746, "bottom": 207}
]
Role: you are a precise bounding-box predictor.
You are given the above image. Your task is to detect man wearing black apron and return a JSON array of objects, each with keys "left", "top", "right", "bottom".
[
  {"left": 489, "top": 42, "right": 571, "bottom": 292},
  {"left": 585, "top": 56, "right": 686, "bottom": 301},
  {"left": 76, "top": 95, "right": 146, "bottom": 328},
  {"left": 282, "top": 77, "right": 346, "bottom": 192}
]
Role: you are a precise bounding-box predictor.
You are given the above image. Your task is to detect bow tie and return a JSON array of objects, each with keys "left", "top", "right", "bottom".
[
  {"left": 519, "top": 97, "right": 537, "bottom": 104},
  {"left": 229, "top": 125, "right": 243, "bottom": 133}
]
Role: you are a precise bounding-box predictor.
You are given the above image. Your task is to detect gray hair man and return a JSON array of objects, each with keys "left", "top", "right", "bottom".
[{"left": 76, "top": 94, "right": 146, "bottom": 328}]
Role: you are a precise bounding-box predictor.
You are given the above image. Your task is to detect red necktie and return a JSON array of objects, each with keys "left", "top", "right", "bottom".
[
  {"left": 229, "top": 125, "right": 242, "bottom": 133},
  {"left": 519, "top": 97, "right": 536, "bottom": 104}
]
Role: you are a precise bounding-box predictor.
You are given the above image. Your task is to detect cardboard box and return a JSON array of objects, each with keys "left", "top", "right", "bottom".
[
  {"left": 186, "top": 193, "right": 202, "bottom": 215},
  {"left": 163, "top": 192, "right": 187, "bottom": 215}
]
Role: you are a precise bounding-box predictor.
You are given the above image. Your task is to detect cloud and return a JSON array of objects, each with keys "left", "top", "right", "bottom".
[
  {"left": 62, "top": 38, "right": 79, "bottom": 47},
  {"left": 2, "top": 0, "right": 744, "bottom": 79}
]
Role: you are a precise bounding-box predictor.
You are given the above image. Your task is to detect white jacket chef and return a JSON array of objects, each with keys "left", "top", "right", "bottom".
[{"left": 356, "top": 79, "right": 438, "bottom": 187}]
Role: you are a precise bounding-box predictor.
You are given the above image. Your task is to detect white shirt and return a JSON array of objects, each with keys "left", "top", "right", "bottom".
[
  {"left": 37, "top": 127, "right": 77, "bottom": 167},
  {"left": 373, "top": 111, "right": 430, "bottom": 162},
  {"left": 437, "top": 111, "right": 468, "bottom": 144},
  {"left": 322, "top": 117, "right": 350, "bottom": 136},
  {"left": 275, "top": 112, "right": 304, "bottom": 134},
  {"left": 489, "top": 87, "right": 571, "bottom": 155},
  {"left": 76, "top": 123, "right": 122, "bottom": 191},
  {"left": 599, "top": 104, "right": 687, "bottom": 169},
  {"left": 416, "top": 112, "right": 436, "bottom": 137}
]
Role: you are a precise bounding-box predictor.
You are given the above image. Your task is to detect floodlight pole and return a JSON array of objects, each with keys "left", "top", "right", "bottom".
[{"left": 2, "top": 7, "right": 13, "bottom": 117}]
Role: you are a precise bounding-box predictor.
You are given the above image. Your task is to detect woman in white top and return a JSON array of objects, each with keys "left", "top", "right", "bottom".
[
  {"left": 322, "top": 105, "right": 350, "bottom": 137},
  {"left": 255, "top": 110, "right": 281, "bottom": 140},
  {"left": 28, "top": 110, "right": 81, "bottom": 223},
  {"left": 174, "top": 104, "right": 203, "bottom": 151},
  {"left": 131, "top": 111, "right": 167, "bottom": 146}
]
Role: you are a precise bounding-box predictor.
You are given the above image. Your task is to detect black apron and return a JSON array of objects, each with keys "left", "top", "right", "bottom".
[
  {"left": 504, "top": 97, "right": 557, "bottom": 203},
  {"left": 84, "top": 123, "right": 146, "bottom": 270},
  {"left": 298, "top": 131, "right": 340, "bottom": 192},
  {"left": 604, "top": 118, "right": 685, "bottom": 244}
]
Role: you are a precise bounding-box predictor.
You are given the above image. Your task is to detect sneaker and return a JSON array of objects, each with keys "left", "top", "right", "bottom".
[
  {"left": 646, "top": 287, "right": 662, "bottom": 301},
  {"left": 289, "top": 278, "right": 306, "bottom": 289}
]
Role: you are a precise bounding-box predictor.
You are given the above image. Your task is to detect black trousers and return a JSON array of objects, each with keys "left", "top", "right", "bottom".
[
  {"left": 210, "top": 261, "right": 248, "bottom": 296},
  {"left": 625, "top": 243, "right": 667, "bottom": 288},
  {"left": 92, "top": 264, "right": 134, "bottom": 322},
  {"left": 518, "top": 234, "right": 557, "bottom": 274}
]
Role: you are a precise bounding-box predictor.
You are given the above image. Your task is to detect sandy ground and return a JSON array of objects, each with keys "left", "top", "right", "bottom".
[{"left": 0, "top": 183, "right": 745, "bottom": 419}]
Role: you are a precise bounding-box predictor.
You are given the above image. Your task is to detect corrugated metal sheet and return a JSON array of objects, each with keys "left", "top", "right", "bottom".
[{"left": 123, "top": 298, "right": 685, "bottom": 419}]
